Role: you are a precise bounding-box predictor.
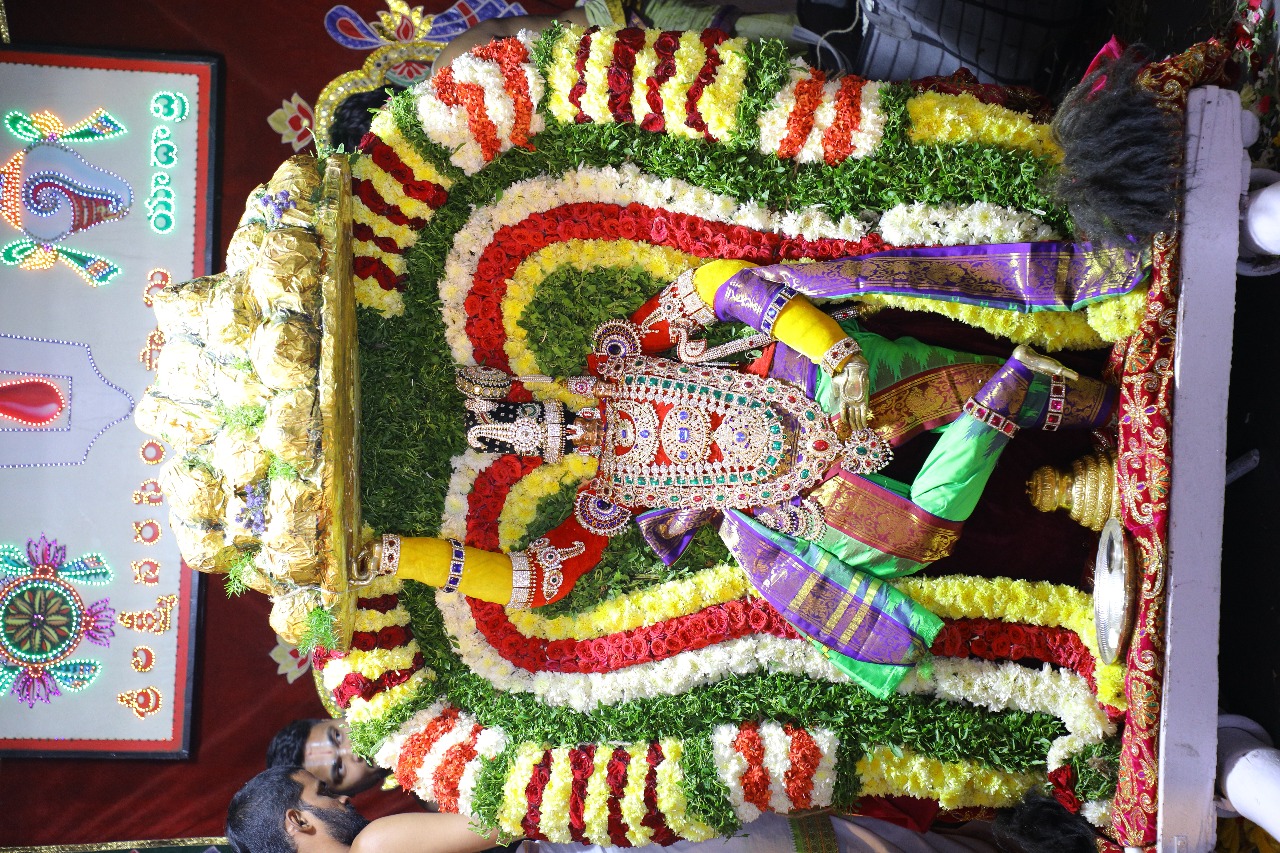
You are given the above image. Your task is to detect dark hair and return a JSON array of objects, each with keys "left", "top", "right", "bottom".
[
  {"left": 227, "top": 766, "right": 305, "bottom": 853},
  {"left": 1051, "top": 48, "right": 1183, "bottom": 248},
  {"left": 993, "top": 791, "right": 1097, "bottom": 853},
  {"left": 267, "top": 718, "right": 324, "bottom": 769}
]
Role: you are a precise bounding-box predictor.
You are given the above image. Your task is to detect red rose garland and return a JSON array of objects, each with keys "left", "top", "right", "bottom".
[
  {"left": 569, "top": 744, "right": 596, "bottom": 842},
  {"left": 642, "top": 743, "right": 680, "bottom": 845},
  {"left": 684, "top": 30, "right": 729, "bottom": 139},
  {"left": 642, "top": 31, "right": 682, "bottom": 132},
  {"left": 609, "top": 29, "right": 647, "bottom": 124},
  {"left": 605, "top": 747, "right": 633, "bottom": 845}
]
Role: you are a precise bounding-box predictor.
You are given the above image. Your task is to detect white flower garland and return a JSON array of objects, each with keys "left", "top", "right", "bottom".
[
  {"left": 438, "top": 585, "right": 846, "bottom": 711},
  {"left": 413, "top": 31, "right": 547, "bottom": 174},
  {"left": 757, "top": 67, "right": 887, "bottom": 164},
  {"left": 878, "top": 201, "right": 1060, "bottom": 246},
  {"left": 440, "top": 450, "right": 498, "bottom": 540}
]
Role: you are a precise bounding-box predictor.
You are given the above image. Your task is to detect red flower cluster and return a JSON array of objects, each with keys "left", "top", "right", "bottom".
[
  {"left": 683, "top": 30, "right": 729, "bottom": 139},
  {"left": 434, "top": 725, "right": 482, "bottom": 812},
  {"left": 472, "top": 38, "right": 537, "bottom": 151},
  {"left": 366, "top": 137, "right": 451, "bottom": 207},
  {"left": 605, "top": 747, "right": 633, "bottom": 846},
  {"left": 350, "top": 623, "right": 414, "bottom": 652},
  {"left": 331, "top": 653, "right": 425, "bottom": 710},
  {"left": 776, "top": 68, "right": 826, "bottom": 161},
  {"left": 569, "top": 26, "right": 601, "bottom": 124},
  {"left": 607, "top": 29, "right": 647, "bottom": 124},
  {"left": 435, "top": 65, "right": 503, "bottom": 162},
  {"left": 783, "top": 723, "right": 821, "bottom": 809},
  {"left": 568, "top": 743, "right": 597, "bottom": 841},
  {"left": 1047, "top": 764, "right": 1081, "bottom": 813},
  {"left": 931, "top": 617, "right": 1106, "bottom": 701},
  {"left": 397, "top": 707, "right": 461, "bottom": 790},
  {"left": 466, "top": 595, "right": 798, "bottom": 674},
  {"left": 465, "top": 455, "right": 544, "bottom": 551},
  {"left": 641, "top": 742, "right": 680, "bottom": 845},
  {"left": 523, "top": 749, "right": 555, "bottom": 839},
  {"left": 732, "top": 721, "right": 772, "bottom": 811},
  {"left": 821, "top": 76, "right": 866, "bottom": 165}
]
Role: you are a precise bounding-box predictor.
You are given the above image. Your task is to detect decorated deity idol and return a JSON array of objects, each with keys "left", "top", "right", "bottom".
[{"left": 363, "top": 253, "right": 1123, "bottom": 697}]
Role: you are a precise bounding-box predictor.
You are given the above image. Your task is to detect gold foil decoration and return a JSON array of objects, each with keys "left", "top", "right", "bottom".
[
  {"left": 269, "top": 587, "right": 324, "bottom": 645},
  {"left": 150, "top": 274, "right": 219, "bottom": 342},
  {"left": 210, "top": 429, "right": 270, "bottom": 488},
  {"left": 204, "top": 274, "right": 261, "bottom": 358},
  {"left": 247, "top": 227, "right": 321, "bottom": 316},
  {"left": 210, "top": 360, "right": 272, "bottom": 411},
  {"left": 261, "top": 478, "right": 323, "bottom": 583},
  {"left": 134, "top": 393, "right": 220, "bottom": 447},
  {"left": 169, "top": 518, "right": 237, "bottom": 573},
  {"left": 226, "top": 220, "right": 267, "bottom": 274},
  {"left": 1027, "top": 450, "right": 1120, "bottom": 532},
  {"left": 249, "top": 315, "right": 318, "bottom": 390},
  {"left": 157, "top": 457, "right": 226, "bottom": 524},
  {"left": 261, "top": 387, "right": 319, "bottom": 471}
]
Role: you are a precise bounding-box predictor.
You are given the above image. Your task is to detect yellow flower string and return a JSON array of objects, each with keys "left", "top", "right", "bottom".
[
  {"left": 541, "top": 747, "right": 576, "bottom": 842},
  {"left": 696, "top": 36, "right": 749, "bottom": 141},
  {"left": 1085, "top": 286, "right": 1150, "bottom": 342},
  {"left": 855, "top": 745, "right": 1039, "bottom": 809},
  {"left": 500, "top": 742, "right": 548, "bottom": 836},
  {"left": 621, "top": 743, "right": 654, "bottom": 845},
  {"left": 497, "top": 454, "right": 599, "bottom": 550},
  {"left": 503, "top": 238, "right": 699, "bottom": 406},
  {"left": 906, "top": 91, "right": 1062, "bottom": 163},
  {"left": 656, "top": 738, "right": 718, "bottom": 841},
  {"left": 858, "top": 295, "right": 1106, "bottom": 351},
  {"left": 898, "top": 575, "right": 1124, "bottom": 709},
  {"left": 505, "top": 563, "right": 752, "bottom": 640},
  {"left": 583, "top": 743, "right": 614, "bottom": 842}
]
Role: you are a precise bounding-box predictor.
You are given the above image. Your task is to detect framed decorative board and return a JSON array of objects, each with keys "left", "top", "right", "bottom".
[{"left": 0, "top": 47, "right": 217, "bottom": 757}]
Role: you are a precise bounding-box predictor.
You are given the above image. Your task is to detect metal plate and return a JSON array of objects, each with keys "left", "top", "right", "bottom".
[{"left": 1093, "top": 516, "right": 1135, "bottom": 666}]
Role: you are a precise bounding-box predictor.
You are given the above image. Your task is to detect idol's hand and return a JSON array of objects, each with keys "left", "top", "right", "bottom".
[{"left": 832, "top": 354, "right": 871, "bottom": 433}]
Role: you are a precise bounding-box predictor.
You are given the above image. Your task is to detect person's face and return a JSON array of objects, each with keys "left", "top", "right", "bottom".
[
  {"left": 291, "top": 770, "right": 370, "bottom": 846},
  {"left": 303, "top": 720, "right": 387, "bottom": 795}
]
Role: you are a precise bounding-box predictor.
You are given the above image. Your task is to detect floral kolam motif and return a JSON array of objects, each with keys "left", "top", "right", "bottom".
[{"left": 0, "top": 535, "right": 115, "bottom": 708}]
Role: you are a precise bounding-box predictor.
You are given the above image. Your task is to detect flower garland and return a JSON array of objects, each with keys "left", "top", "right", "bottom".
[
  {"left": 757, "top": 67, "right": 887, "bottom": 164},
  {"left": 415, "top": 31, "right": 547, "bottom": 174},
  {"left": 856, "top": 746, "right": 1040, "bottom": 809},
  {"left": 497, "top": 454, "right": 598, "bottom": 550},
  {"left": 352, "top": 111, "right": 454, "bottom": 317},
  {"left": 905, "top": 91, "right": 1063, "bottom": 163},
  {"left": 317, "top": 576, "right": 434, "bottom": 725},
  {"left": 898, "top": 576, "right": 1125, "bottom": 709},
  {"left": 878, "top": 201, "right": 1059, "bottom": 246},
  {"left": 545, "top": 25, "right": 748, "bottom": 142},
  {"left": 336, "top": 28, "right": 1169, "bottom": 845}
]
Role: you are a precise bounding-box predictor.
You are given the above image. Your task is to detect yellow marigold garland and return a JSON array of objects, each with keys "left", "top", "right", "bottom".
[
  {"left": 656, "top": 738, "right": 718, "bottom": 842},
  {"left": 855, "top": 745, "right": 1040, "bottom": 809},
  {"left": 505, "top": 563, "right": 752, "bottom": 640},
  {"left": 541, "top": 746, "right": 577, "bottom": 843},
  {"left": 497, "top": 454, "right": 599, "bottom": 550},
  {"left": 584, "top": 742, "right": 615, "bottom": 841},
  {"left": 906, "top": 91, "right": 1062, "bottom": 164},
  {"left": 503, "top": 238, "right": 699, "bottom": 407}
]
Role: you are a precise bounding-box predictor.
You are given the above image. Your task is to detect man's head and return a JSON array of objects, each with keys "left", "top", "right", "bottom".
[
  {"left": 227, "top": 767, "right": 371, "bottom": 853},
  {"left": 267, "top": 718, "right": 387, "bottom": 795}
]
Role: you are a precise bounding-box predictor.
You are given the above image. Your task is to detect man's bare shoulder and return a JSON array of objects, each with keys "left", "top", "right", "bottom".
[{"left": 351, "top": 812, "right": 505, "bottom": 853}]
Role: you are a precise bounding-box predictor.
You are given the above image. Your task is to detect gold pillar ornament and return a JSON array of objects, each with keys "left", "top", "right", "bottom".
[{"left": 1026, "top": 450, "right": 1120, "bottom": 532}]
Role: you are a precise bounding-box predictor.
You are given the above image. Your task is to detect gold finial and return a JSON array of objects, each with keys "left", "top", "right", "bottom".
[{"left": 1027, "top": 450, "right": 1120, "bottom": 532}]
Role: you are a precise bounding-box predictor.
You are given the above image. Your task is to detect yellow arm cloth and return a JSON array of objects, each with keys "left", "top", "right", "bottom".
[
  {"left": 692, "top": 260, "right": 857, "bottom": 371},
  {"left": 395, "top": 537, "right": 513, "bottom": 604}
]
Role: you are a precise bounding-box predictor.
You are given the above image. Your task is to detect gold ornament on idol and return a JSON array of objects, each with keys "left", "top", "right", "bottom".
[{"left": 1025, "top": 450, "right": 1120, "bottom": 532}]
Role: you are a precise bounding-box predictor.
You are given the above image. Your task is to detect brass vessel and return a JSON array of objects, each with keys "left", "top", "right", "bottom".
[{"left": 1026, "top": 450, "right": 1121, "bottom": 532}]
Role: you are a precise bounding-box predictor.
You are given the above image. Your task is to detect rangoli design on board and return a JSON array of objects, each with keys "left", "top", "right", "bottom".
[
  {"left": 0, "top": 534, "right": 115, "bottom": 707},
  {"left": 0, "top": 108, "right": 133, "bottom": 285}
]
